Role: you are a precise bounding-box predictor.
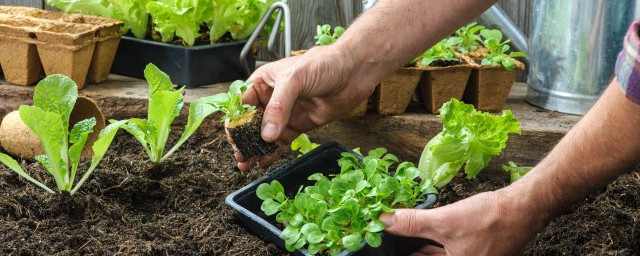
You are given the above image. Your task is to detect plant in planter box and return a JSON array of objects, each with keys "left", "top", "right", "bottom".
[
  {"left": 418, "top": 99, "right": 521, "bottom": 187},
  {"left": 451, "top": 22, "right": 485, "bottom": 54},
  {"left": 114, "top": 63, "right": 222, "bottom": 163},
  {"left": 412, "top": 38, "right": 474, "bottom": 114},
  {"left": 0, "top": 75, "right": 125, "bottom": 195},
  {"left": 258, "top": 148, "right": 436, "bottom": 255},
  {"left": 502, "top": 161, "right": 532, "bottom": 183},
  {"left": 463, "top": 29, "right": 526, "bottom": 112}
]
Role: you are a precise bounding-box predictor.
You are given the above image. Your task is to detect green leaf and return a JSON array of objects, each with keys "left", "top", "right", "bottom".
[
  {"left": 68, "top": 118, "right": 96, "bottom": 188},
  {"left": 261, "top": 199, "right": 281, "bottom": 216},
  {"left": 301, "top": 223, "right": 320, "bottom": 235},
  {"left": 0, "top": 153, "right": 54, "bottom": 193},
  {"left": 342, "top": 233, "right": 362, "bottom": 251},
  {"left": 32, "top": 74, "right": 78, "bottom": 129},
  {"left": 291, "top": 133, "right": 319, "bottom": 157},
  {"left": 502, "top": 161, "right": 533, "bottom": 183},
  {"left": 144, "top": 63, "right": 174, "bottom": 96},
  {"left": 20, "top": 105, "right": 67, "bottom": 191},
  {"left": 365, "top": 232, "right": 382, "bottom": 247},
  {"left": 364, "top": 219, "right": 385, "bottom": 233},
  {"left": 307, "top": 243, "right": 322, "bottom": 254}
]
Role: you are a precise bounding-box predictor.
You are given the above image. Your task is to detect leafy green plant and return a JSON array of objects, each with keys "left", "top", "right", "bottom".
[
  {"left": 46, "top": 0, "right": 279, "bottom": 46},
  {"left": 479, "top": 29, "right": 526, "bottom": 71},
  {"left": 314, "top": 24, "right": 345, "bottom": 46},
  {"left": 258, "top": 148, "right": 435, "bottom": 255},
  {"left": 414, "top": 37, "right": 461, "bottom": 67},
  {"left": 115, "top": 63, "right": 222, "bottom": 163},
  {"left": 502, "top": 161, "right": 532, "bottom": 183},
  {"left": 207, "top": 80, "right": 256, "bottom": 122},
  {"left": 0, "top": 75, "right": 125, "bottom": 195},
  {"left": 452, "top": 22, "right": 485, "bottom": 53},
  {"left": 418, "top": 99, "right": 521, "bottom": 188},
  {"left": 291, "top": 134, "right": 319, "bottom": 157}
]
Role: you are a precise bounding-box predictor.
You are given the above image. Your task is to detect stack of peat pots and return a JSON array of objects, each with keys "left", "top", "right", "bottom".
[{"left": 0, "top": 6, "right": 123, "bottom": 88}]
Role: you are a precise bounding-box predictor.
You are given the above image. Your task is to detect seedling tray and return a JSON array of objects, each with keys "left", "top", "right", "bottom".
[
  {"left": 226, "top": 141, "right": 438, "bottom": 256},
  {"left": 110, "top": 36, "right": 255, "bottom": 87}
]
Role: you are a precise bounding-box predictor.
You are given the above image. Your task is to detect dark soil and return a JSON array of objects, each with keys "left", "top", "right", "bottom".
[
  {"left": 429, "top": 59, "right": 466, "bottom": 67},
  {"left": 227, "top": 110, "right": 278, "bottom": 159},
  {"left": 0, "top": 126, "right": 638, "bottom": 255}
]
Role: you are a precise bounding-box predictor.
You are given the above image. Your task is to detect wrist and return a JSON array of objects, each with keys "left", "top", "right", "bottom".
[{"left": 495, "top": 177, "right": 554, "bottom": 232}]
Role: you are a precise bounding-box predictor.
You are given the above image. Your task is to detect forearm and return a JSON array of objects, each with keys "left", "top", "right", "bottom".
[
  {"left": 332, "top": 0, "right": 497, "bottom": 86},
  {"left": 506, "top": 81, "right": 640, "bottom": 224}
]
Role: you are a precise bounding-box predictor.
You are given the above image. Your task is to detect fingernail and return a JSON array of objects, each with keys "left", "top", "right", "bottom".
[
  {"left": 379, "top": 213, "right": 394, "bottom": 228},
  {"left": 262, "top": 122, "right": 278, "bottom": 140}
]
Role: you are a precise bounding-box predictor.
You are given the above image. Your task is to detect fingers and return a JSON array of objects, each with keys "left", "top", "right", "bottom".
[
  {"left": 379, "top": 209, "right": 442, "bottom": 240},
  {"left": 261, "top": 73, "right": 302, "bottom": 142}
]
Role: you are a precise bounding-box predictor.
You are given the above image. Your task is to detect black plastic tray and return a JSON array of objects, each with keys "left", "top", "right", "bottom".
[
  {"left": 110, "top": 36, "right": 255, "bottom": 87},
  {"left": 226, "top": 141, "right": 438, "bottom": 256}
]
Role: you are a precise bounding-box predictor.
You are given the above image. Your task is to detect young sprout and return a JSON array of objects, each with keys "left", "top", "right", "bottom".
[
  {"left": 479, "top": 29, "right": 526, "bottom": 71},
  {"left": 314, "top": 24, "right": 345, "bottom": 46}
]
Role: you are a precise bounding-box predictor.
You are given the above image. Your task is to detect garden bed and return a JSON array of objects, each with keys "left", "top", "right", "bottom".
[{"left": 0, "top": 123, "right": 638, "bottom": 255}]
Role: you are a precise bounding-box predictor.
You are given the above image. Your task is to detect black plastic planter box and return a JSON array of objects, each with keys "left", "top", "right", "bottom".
[
  {"left": 226, "top": 141, "right": 438, "bottom": 256},
  {"left": 110, "top": 36, "right": 255, "bottom": 87}
]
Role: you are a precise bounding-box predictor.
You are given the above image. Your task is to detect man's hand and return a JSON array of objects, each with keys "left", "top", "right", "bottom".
[
  {"left": 232, "top": 45, "right": 379, "bottom": 171},
  {"left": 379, "top": 187, "right": 547, "bottom": 256}
]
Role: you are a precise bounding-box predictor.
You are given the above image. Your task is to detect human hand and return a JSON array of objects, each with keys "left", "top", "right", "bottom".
[
  {"left": 379, "top": 188, "right": 548, "bottom": 256},
  {"left": 233, "top": 45, "right": 379, "bottom": 171}
]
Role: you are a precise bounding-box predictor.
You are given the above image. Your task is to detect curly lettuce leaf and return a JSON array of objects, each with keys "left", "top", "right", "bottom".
[
  {"left": 146, "top": 0, "right": 211, "bottom": 46},
  {"left": 418, "top": 99, "right": 521, "bottom": 187}
]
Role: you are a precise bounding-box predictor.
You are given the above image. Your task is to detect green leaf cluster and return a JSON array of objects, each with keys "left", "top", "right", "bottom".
[
  {"left": 314, "top": 24, "right": 345, "bottom": 46},
  {"left": 479, "top": 29, "right": 526, "bottom": 71},
  {"left": 502, "top": 161, "right": 532, "bottom": 183},
  {"left": 0, "top": 75, "right": 125, "bottom": 195},
  {"left": 206, "top": 80, "right": 256, "bottom": 121},
  {"left": 415, "top": 37, "right": 461, "bottom": 67},
  {"left": 451, "top": 22, "right": 485, "bottom": 53},
  {"left": 257, "top": 148, "right": 435, "bottom": 255},
  {"left": 46, "top": 0, "right": 280, "bottom": 46},
  {"left": 115, "top": 63, "right": 223, "bottom": 163},
  {"left": 418, "top": 99, "right": 521, "bottom": 188},
  {"left": 291, "top": 134, "right": 319, "bottom": 157}
]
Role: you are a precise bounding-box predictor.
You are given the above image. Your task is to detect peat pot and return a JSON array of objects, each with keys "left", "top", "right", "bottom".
[
  {"left": 373, "top": 68, "right": 422, "bottom": 115},
  {"left": 226, "top": 141, "right": 438, "bottom": 256}
]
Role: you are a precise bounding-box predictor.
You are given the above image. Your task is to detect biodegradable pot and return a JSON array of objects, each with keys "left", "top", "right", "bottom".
[
  {"left": 226, "top": 109, "right": 278, "bottom": 159},
  {"left": 226, "top": 141, "right": 438, "bottom": 256},
  {"left": 463, "top": 57, "right": 525, "bottom": 112},
  {"left": 0, "top": 96, "right": 106, "bottom": 159},
  {"left": 0, "top": 6, "right": 124, "bottom": 84},
  {"left": 416, "top": 60, "right": 473, "bottom": 114},
  {"left": 0, "top": 15, "right": 43, "bottom": 86},
  {"left": 373, "top": 68, "right": 422, "bottom": 115},
  {"left": 111, "top": 36, "right": 255, "bottom": 87},
  {"left": 290, "top": 49, "right": 308, "bottom": 56}
]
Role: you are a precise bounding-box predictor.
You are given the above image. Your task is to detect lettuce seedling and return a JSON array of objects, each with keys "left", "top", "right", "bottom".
[
  {"left": 0, "top": 75, "right": 125, "bottom": 195},
  {"left": 451, "top": 22, "right": 485, "bottom": 53},
  {"left": 291, "top": 134, "right": 319, "bottom": 157},
  {"left": 258, "top": 148, "right": 435, "bottom": 255},
  {"left": 479, "top": 29, "right": 526, "bottom": 71},
  {"left": 314, "top": 24, "right": 345, "bottom": 46},
  {"left": 414, "top": 37, "right": 461, "bottom": 67},
  {"left": 418, "top": 99, "right": 521, "bottom": 188},
  {"left": 502, "top": 161, "right": 532, "bottom": 183},
  {"left": 211, "top": 80, "right": 278, "bottom": 159},
  {"left": 116, "top": 64, "right": 221, "bottom": 163}
]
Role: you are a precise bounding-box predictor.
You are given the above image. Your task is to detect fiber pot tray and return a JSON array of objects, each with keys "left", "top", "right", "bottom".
[
  {"left": 111, "top": 36, "right": 256, "bottom": 87},
  {"left": 226, "top": 141, "right": 438, "bottom": 256}
]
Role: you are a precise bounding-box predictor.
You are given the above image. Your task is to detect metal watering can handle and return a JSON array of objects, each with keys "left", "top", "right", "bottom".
[{"left": 240, "top": 0, "right": 292, "bottom": 77}]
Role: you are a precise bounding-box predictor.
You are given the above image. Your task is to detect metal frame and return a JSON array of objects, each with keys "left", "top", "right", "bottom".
[{"left": 240, "top": 0, "right": 291, "bottom": 76}]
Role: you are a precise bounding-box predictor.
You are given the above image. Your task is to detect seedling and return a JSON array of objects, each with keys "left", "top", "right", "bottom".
[
  {"left": 451, "top": 22, "right": 485, "bottom": 53},
  {"left": 479, "top": 29, "right": 526, "bottom": 71},
  {"left": 115, "top": 63, "right": 221, "bottom": 163},
  {"left": 0, "top": 75, "right": 125, "bottom": 195},
  {"left": 414, "top": 37, "right": 461, "bottom": 67},
  {"left": 314, "top": 24, "right": 345, "bottom": 46},
  {"left": 291, "top": 133, "right": 319, "bottom": 157},
  {"left": 502, "top": 161, "right": 532, "bottom": 183},
  {"left": 418, "top": 99, "right": 521, "bottom": 187},
  {"left": 211, "top": 80, "right": 278, "bottom": 159},
  {"left": 257, "top": 148, "right": 435, "bottom": 255}
]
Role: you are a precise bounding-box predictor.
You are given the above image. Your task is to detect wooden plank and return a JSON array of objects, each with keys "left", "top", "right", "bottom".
[
  {"left": 0, "top": 77, "right": 580, "bottom": 164},
  {"left": 0, "top": 0, "right": 43, "bottom": 8}
]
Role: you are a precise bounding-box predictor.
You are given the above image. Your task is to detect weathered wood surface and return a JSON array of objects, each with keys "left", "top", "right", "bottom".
[{"left": 0, "top": 76, "right": 580, "bottom": 166}]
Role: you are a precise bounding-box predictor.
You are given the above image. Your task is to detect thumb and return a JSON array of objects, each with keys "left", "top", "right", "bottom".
[
  {"left": 261, "top": 75, "right": 300, "bottom": 142},
  {"left": 379, "top": 209, "right": 439, "bottom": 239}
]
